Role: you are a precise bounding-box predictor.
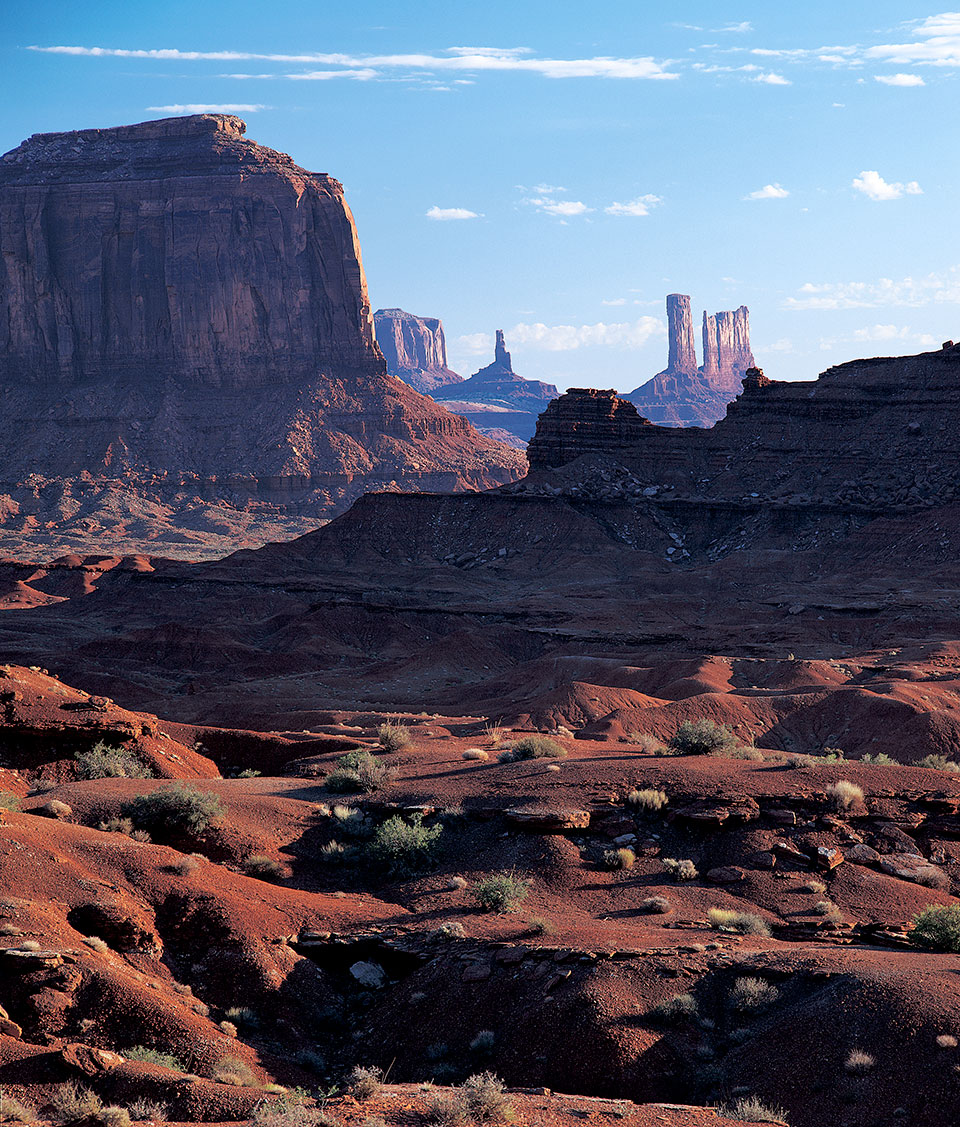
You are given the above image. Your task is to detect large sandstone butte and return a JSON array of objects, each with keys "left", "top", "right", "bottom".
[
  {"left": 0, "top": 114, "right": 524, "bottom": 559},
  {"left": 373, "top": 307, "right": 464, "bottom": 394},
  {"left": 432, "top": 329, "right": 560, "bottom": 446},
  {"left": 627, "top": 295, "right": 755, "bottom": 427}
]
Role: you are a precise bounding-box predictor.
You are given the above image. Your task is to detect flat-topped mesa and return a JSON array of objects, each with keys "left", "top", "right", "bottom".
[
  {"left": 0, "top": 113, "right": 377, "bottom": 388},
  {"left": 666, "top": 294, "right": 698, "bottom": 375},
  {"left": 526, "top": 388, "right": 653, "bottom": 470},
  {"left": 373, "top": 308, "right": 463, "bottom": 394}
]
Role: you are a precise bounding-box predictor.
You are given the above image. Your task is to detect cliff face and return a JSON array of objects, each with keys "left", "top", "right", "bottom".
[
  {"left": 627, "top": 296, "right": 756, "bottom": 427},
  {"left": 373, "top": 308, "right": 463, "bottom": 394},
  {"left": 528, "top": 345, "right": 960, "bottom": 513},
  {"left": 0, "top": 115, "right": 525, "bottom": 557}
]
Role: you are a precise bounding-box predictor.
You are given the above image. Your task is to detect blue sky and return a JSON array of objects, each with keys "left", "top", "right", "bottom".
[{"left": 3, "top": 1, "right": 959, "bottom": 391}]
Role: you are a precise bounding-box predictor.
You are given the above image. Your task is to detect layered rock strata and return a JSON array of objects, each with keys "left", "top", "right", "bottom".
[
  {"left": 0, "top": 115, "right": 524, "bottom": 556},
  {"left": 373, "top": 308, "right": 463, "bottom": 394},
  {"left": 628, "top": 296, "right": 756, "bottom": 427}
]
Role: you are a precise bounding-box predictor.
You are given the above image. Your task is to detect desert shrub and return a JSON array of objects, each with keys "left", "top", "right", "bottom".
[
  {"left": 649, "top": 993, "right": 698, "bottom": 1024},
  {"left": 40, "top": 799, "right": 72, "bottom": 818},
  {"left": 801, "top": 879, "right": 827, "bottom": 893},
  {"left": 0, "top": 1097, "right": 39, "bottom": 1126},
  {"left": 458, "top": 1072, "right": 513, "bottom": 1122},
  {"left": 640, "top": 895, "right": 672, "bottom": 914},
  {"left": 331, "top": 805, "right": 373, "bottom": 838},
  {"left": 484, "top": 723, "right": 506, "bottom": 747},
  {"left": 347, "top": 1065, "right": 382, "bottom": 1101},
  {"left": 439, "top": 921, "right": 466, "bottom": 939},
  {"left": 473, "top": 872, "right": 529, "bottom": 913},
  {"left": 377, "top": 722, "right": 411, "bottom": 752},
  {"left": 212, "top": 1056, "right": 258, "bottom": 1086},
  {"left": 860, "top": 753, "right": 898, "bottom": 766},
  {"left": 320, "top": 841, "right": 349, "bottom": 863},
  {"left": 825, "top": 780, "right": 863, "bottom": 811},
  {"left": 225, "top": 1005, "right": 259, "bottom": 1029},
  {"left": 325, "top": 751, "right": 396, "bottom": 794},
  {"left": 727, "top": 745, "right": 764, "bottom": 761},
  {"left": 813, "top": 900, "right": 843, "bottom": 924},
  {"left": 786, "top": 754, "right": 815, "bottom": 768},
  {"left": 625, "top": 788, "right": 668, "bottom": 812},
  {"left": 707, "top": 908, "right": 771, "bottom": 936},
  {"left": 168, "top": 855, "right": 200, "bottom": 876},
  {"left": 844, "top": 1049, "right": 875, "bottom": 1074},
  {"left": 603, "top": 847, "right": 636, "bottom": 870},
  {"left": 526, "top": 916, "right": 556, "bottom": 935},
  {"left": 127, "top": 1100, "right": 167, "bottom": 1123},
  {"left": 75, "top": 741, "right": 153, "bottom": 780},
  {"left": 462, "top": 748, "right": 489, "bottom": 761},
  {"left": 721, "top": 1096, "right": 789, "bottom": 1123},
  {"left": 17, "top": 940, "right": 40, "bottom": 951},
  {"left": 243, "top": 855, "right": 286, "bottom": 881},
  {"left": 729, "top": 977, "right": 780, "bottom": 1012},
  {"left": 99, "top": 1108, "right": 132, "bottom": 1127},
  {"left": 50, "top": 1082, "right": 103, "bottom": 1123},
  {"left": 0, "top": 791, "right": 20, "bottom": 811},
  {"left": 669, "top": 719, "right": 737, "bottom": 757},
  {"left": 365, "top": 814, "right": 442, "bottom": 873},
  {"left": 917, "top": 754, "right": 960, "bottom": 773},
  {"left": 98, "top": 817, "right": 135, "bottom": 835},
  {"left": 83, "top": 936, "right": 109, "bottom": 953},
  {"left": 505, "top": 736, "right": 566, "bottom": 761},
  {"left": 662, "top": 857, "right": 698, "bottom": 881},
  {"left": 125, "top": 1046, "right": 185, "bottom": 1071},
  {"left": 937, "top": 1033, "right": 958, "bottom": 1049},
  {"left": 909, "top": 904, "right": 960, "bottom": 952},
  {"left": 125, "top": 783, "right": 225, "bottom": 837},
  {"left": 447, "top": 875, "right": 469, "bottom": 890},
  {"left": 219, "top": 1020, "right": 239, "bottom": 1037}
]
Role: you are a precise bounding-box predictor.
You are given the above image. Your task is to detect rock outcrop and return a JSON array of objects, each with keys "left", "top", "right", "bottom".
[
  {"left": 373, "top": 308, "right": 463, "bottom": 394},
  {"left": 627, "top": 296, "right": 756, "bottom": 428},
  {"left": 432, "top": 330, "right": 560, "bottom": 446},
  {"left": 0, "top": 115, "right": 524, "bottom": 557}
]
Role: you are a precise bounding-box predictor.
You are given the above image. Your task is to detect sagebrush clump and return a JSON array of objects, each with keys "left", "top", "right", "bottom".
[
  {"left": 125, "top": 783, "right": 225, "bottom": 837},
  {"left": 668, "top": 719, "right": 737, "bottom": 756},
  {"left": 825, "top": 779, "right": 863, "bottom": 811},
  {"left": 708, "top": 908, "right": 771, "bottom": 936},
  {"left": 625, "top": 788, "right": 668, "bottom": 812},
  {"left": 75, "top": 741, "right": 154, "bottom": 780},
  {"left": 365, "top": 813, "right": 443, "bottom": 873},
  {"left": 662, "top": 857, "right": 698, "bottom": 881},
  {"left": 377, "top": 722, "right": 411, "bottom": 752},
  {"left": 729, "top": 977, "right": 780, "bottom": 1012},
  {"left": 603, "top": 847, "right": 636, "bottom": 870},
  {"left": 499, "top": 735, "right": 566, "bottom": 762},
  {"left": 473, "top": 872, "right": 529, "bottom": 913},
  {"left": 909, "top": 904, "right": 960, "bottom": 952},
  {"left": 325, "top": 751, "right": 397, "bottom": 794}
]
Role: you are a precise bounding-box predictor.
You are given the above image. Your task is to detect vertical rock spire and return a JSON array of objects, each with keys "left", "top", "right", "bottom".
[
  {"left": 701, "top": 312, "right": 720, "bottom": 378},
  {"left": 666, "top": 294, "right": 698, "bottom": 374},
  {"left": 494, "top": 329, "right": 512, "bottom": 370}
]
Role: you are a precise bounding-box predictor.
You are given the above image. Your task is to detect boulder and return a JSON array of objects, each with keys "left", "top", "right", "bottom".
[
  {"left": 61, "top": 1043, "right": 124, "bottom": 1075},
  {"left": 349, "top": 961, "right": 386, "bottom": 989},
  {"left": 504, "top": 808, "right": 591, "bottom": 832}
]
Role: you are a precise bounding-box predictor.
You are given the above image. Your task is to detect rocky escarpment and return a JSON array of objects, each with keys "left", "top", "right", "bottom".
[
  {"left": 432, "top": 330, "right": 560, "bottom": 446},
  {"left": 628, "top": 296, "right": 756, "bottom": 428},
  {"left": 0, "top": 115, "right": 524, "bottom": 557},
  {"left": 373, "top": 308, "right": 463, "bottom": 394},
  {"left": 529, "top": 345, "right": 960, "bottom": 512}
]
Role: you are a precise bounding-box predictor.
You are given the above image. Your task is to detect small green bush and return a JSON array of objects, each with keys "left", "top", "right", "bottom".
[
  {"left": 639, "top": 895, "right": 672, "bottom": 913},
  {"left": 860, "top": 753, "right": 898, "bottom": 766},
  {"left": 603, "top": 847, "right": 636, "bottom": 870},
  {"left": 721, "top": 1096, "right": 789, "bottom": 1123},
  {"left": 668, "top": 719, "right": 737, "bottom": 756},
  {"left": 365, "top": 814, "right": 442, "bottom": 874},
  {"left": 125, "top": 1046, "right": 185, "bottom": 1071},
  {"left": 50, "top": 1082, "right": 103, "bottom": 1123},
  {"left": 127, "top": 1099, "right": 168, "bottom": 1122},
  {"left": 99, "top": 1107, "right": 132, "bottom": 1127},
  {"left": 377, "top": 722, "right": 411, "bottom": 751},
  {"left": 707, "top": 908, "right": 771, "bottom": 936},
  {"left": 0, "top": 791, "right": 20, "bottom": 811},
  {"left": 526, "top": 916, "right": 556, "bottom": 935},
  {"left": 75, "top": 741, "right": 153, "bottom": 780},
  {"left": 211, "top": 1056, "right": 257, "bottom": 1086},
  {"left": 347, "top": 1065, "right": 383, "bottom": 1100},
  {"left": 243, "top": 855, "right": 287, "bottom": 881},
  {"left": 125, "top": 783, "right": 225, "bottom": 837},
  {"left": 662, "top": 857, "right": 698, "bottom": 881},
  {"left": 503, "top": 736, "right": 566, "bottom": 762},
  {"left": 459, "top": 1072, "right": 513, "bottom": 1122},
  {"left": 649, "top": 993, "right": 698, "bottom": 1024},
  {"left": 917, "top": 754, "right": 960, "bottom": 773},
  {"left": 909, "top": 904, "right": 960, "bottom": 952},
  {"left": 825, "top": 779, "right": 863, "bottom": 811},
  {"left": 729, "top": 977, "right": 780, "bottom": 1012},
  {"left": 99, "top": 816, "right": 135, "bottom": 835},
  {"left": 473, "top": 872, "right": 529, "bottom": 913},
  {"left": 325, "top": 751, "right": 397, "bottom": 794},
  {"left": 0, "top": 1097, "right": 38, "bottom": 1126}
]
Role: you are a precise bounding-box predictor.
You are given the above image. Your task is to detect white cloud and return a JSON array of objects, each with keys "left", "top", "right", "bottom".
[
  {"left": 851, "top": 170, "right": 923, "bottom": 201},
  {"left": 754, "top": 71, "right": 791, "bottom": 84},
  {"left": 720, "top": 21, "right": 753, "bottom": 34},
  {"left": 864, "top": 13, "right": 960, "bottom": 67},
  {"left": 601, "top": 298, "right": 628, "bottom": 306},
  {"left": 852, "top": 324, "right": 912, "bottom": 342},
  {"left": 784, "top": 266, "right": 960, "bottom": 310},
  {"left": 506, "top": 316, "right": 665, "bottom": 351},
  {"left": 455, "top": 332, "right": 492, "bottom": 355},
  {"left": 528, "top": 198, "right": 592, "bottom": 217},
  {"left": 766, "top": 338, "right": 794, "bottom": 352},
  {"left": 745, "top": 183, "right": 789, "bottom": 200},
  {"left": 426, "top": 205, "right": 481, "bottom": 221},
  {"left": 28, "top": 44, "right": 678, "bottom": 81},
  {"left": 145, "top": 103, "right": 267, "bottom": 113},
  {"left": 604, "top": 194, "right": 662, "bottom": 216},
  {"left": 875, "top": 72, "right": 925, "bottom": 86}
]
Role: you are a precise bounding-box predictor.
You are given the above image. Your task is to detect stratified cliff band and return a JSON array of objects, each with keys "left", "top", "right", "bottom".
[{"left": 0, "top": 115, "right": 524, "bottom": 557}]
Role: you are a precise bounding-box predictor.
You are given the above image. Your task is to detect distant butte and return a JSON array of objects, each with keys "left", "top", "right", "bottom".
[
  {"left": 0, "top": 115, "right": 524, "bottom": 558},
  {"left": 373, "top": 308, "right": 464, "bottom": 394},
  {"left": 627, "top": 294, "right": 756, "bottom": 427}
]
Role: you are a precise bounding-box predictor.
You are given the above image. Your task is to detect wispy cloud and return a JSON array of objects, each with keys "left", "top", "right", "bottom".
[
  {"left": 754, "top": 71, "right": 791, "bottom": 85},
  {"left": 604, "top": 194, "right": 662, "bottom": 216},
  {"left": 744, "top": 183, "right": 789, "bottom": 200},
  {"left": 851, "top": 169, "right": 923, "bottom": 201},
  {"left": 528, "top": 198, "right": 593, "bottom": 217},
  {"left": 864, "top": 12, "right": 960, "bottom": 67},
  {"left": 874, "top": 72, "right": 925, "bottom": 86},
  {"left": 457, "top": 317, "right": 664, "bottom": 354},
  {"left": 426, "top": 205, "right": 481, "bottom": 221},
  {"left": 145, "top": 103, "right": 267, "bottom": 113},
  {"left": 784, "top": 267, "right": 960, "bottom": 310},
  {"left": 28, "top": 44, "right": 678, "bottom": 81}
]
